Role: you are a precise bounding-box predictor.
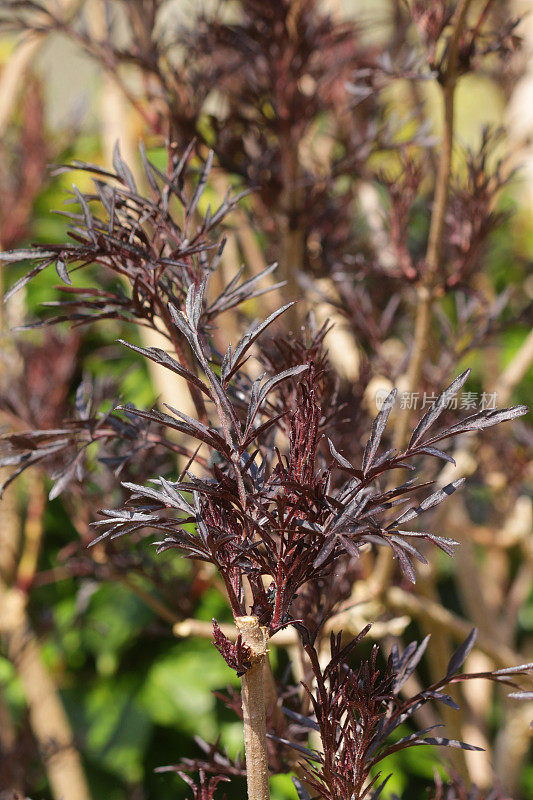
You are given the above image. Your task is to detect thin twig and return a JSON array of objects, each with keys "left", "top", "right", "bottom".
[
  {"left": 173, "top": 612, "right": 410, "bottom": 645},
  {"left": 119, "top": 574, "right": 181, "bottom": 626},
  {"left": 374, "top": 0, "right": 475, "bottom": 596},
  {"left": 394, "top": 0, "right": 474, "bottom": 451}
]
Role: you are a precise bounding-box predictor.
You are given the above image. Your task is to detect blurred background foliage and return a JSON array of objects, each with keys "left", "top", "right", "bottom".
[{"left": 0, "top": 1, "right": 532, "bottom": 799}]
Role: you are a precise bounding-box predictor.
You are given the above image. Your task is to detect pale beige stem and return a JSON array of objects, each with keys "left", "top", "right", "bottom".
[
  {"left": 442, "top": 502, "right": 494, "bottom": 783},
  {"left": 0, "top": 36, "right": 42, "bottom": 138},
  {"left": 494, "top": 700, "right": 533, "bottom": 793},
  {"left": 236, "top": 616, "right": 270, "bottom": 800},
  {"left": 415, "top": 572, "right": 470, "bottom": 783},
  {"left": 313, "top": 278, "right": 360, "bottom": 383},
  {"left": 0, "top": 685, "right": 23, "bottom": 798},
  {"left": 237, "top": 224, "right": 268, "bottom": 276},
  {"left": 0, "top": 469, "right": 20, "bottom": 587},
  {"left": 174, "top": 611, "right": 408, "bottom": 645},
  {"left": 119, "top": 574, "right": 181, "bottom": 626},
  {"left": 280, "top": 214, "right": 305, "bottom": 331},
  {"left": 394, "top": 0, "right": 474, "bottom": 451},
  {"left": 0, "top": 240, "right": 90, "bottom": 800},
  {"left": 88, "top": 0, "right": 198, "bottom": 422},
  {"left": 0, "top": 586, "right": 91, "bottom": 800},
  {"left": 386, "top": 586, "right": 525, "bottom": 670},
  {"left": 263, "top": 655, "right": 282, "bottom": 726},
  {"left": 0, "top": 685, "right": 16, "bottom": 753},
  {"left": 374, "top": 0, "right": 475, "bottom": 621},
  {"left": 16, "top": 471, "right": 46, "bottom": 589},
  {"left": 446, "top": 501, "right": 495, "bottom": 626},
  {"left": 492, "top": 10, "right": 533, "bottom": 787},
  {"left": 0, "top": 428, "right": 91, "bottom": 800},
  {"left": 0, "top": 0, "right": 80, "bottom": 138},
  {"left": 493, "top": 327, "right": 533, "bottom": 406}
]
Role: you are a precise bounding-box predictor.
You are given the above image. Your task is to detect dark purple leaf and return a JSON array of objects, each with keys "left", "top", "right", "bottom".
[
  {"left": 0, "top": 248, "right": 56, "bottom": 262},
  {"left": 118, "top": 339, "right": 210, "bottom": 397},
  {"left": 415, "top": 446, "right": 456, "bottom": 465},
  {"left": 282, "top": 707, "right": 319, "bottom": 732},
  {"left": 409, "top": 370, "right": 470, "bottom": 448},
  {"left": 188, "top": 150, "right": 213, "bottom": 219},
  {"left": 327, "top": 438, "right": 353, "bottom": 470},
  {"left": 371, "top": 773, "right": 392, "bottom": 800},
  {"left": 363, "top": 388, "right": 397, "bottom": 473},
  {"left": 112, "top": 140, "right": 137, "bottom": 191},
  {"left": 419, "top": 737, "right": 484, "bottom": 751},
  {"left": 446, "top": 628, "right": 477, "bottom": 677},
  {"left": 493, "top": 663, "right": 533, "bottom": 676},
  {"left": 4, "top": 258, "right": 55, "bottom": 301},
  {"left": 54, "top": 256, "right": 72, "bottom": 285},
  {"left": 428, "top": 404, "right": 529, "bottom": 443},
  {"left": 292, "top": 776, "right": 312, "bottom": 800},
  {"left": 394, "top": 479, "right": 465, "bottom": 525}
]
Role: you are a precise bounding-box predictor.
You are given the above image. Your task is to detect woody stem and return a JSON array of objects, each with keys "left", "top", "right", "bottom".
[{"left": 237, "top": 616, "right": 271, "bottom": 800}]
